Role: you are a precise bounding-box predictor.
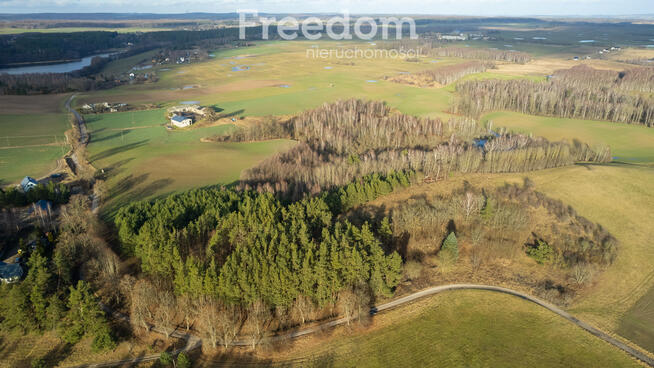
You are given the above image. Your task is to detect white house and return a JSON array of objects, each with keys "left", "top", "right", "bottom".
[{"left": 171, "top": 115, "right": 193, "bottom": 128}]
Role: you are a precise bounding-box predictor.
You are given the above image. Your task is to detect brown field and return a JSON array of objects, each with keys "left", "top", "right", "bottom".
[
  {"left": 0, "top": 93, "right": 69, "bottom": 114},
  {"left": 494, "top": 58, "right": 632, "bottom": 76}
]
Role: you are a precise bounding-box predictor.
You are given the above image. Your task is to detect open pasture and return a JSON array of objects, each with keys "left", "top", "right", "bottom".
[
  {"left": 0, "top": 104, "right": 70, "bottom": 183},
  {"left": 85, "top": 109, "right": 295, "bottom": 216},
  {"left": 77, "top": 41, "right": 470, "bottom": 119},
  {"left": 245, "top": 290, "right": 640, "bottom": 368}
]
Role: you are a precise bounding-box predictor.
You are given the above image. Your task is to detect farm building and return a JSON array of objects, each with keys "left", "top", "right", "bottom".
[
  {"left": 0, "top": 262, "right": 23, "bottom": 283},
  {"left": 20, "top": 176, "right": 38, "bottom": 192},
  {"left": 171, "top": 115, "right": 194, "bottom": 128}
]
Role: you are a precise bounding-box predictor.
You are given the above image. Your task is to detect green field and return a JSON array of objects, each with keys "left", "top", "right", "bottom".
[
  {"left": 482, "top": 111, "right": 654, "bottom": 164},
  {"left": 0, "top": 112, "right": 70, "bottom": 184},
  {"left": 81, "top": 41, "right": 489, "bottom": 214},
  {"left": 77, "top": 41, "right": 463, "bottom": 120},
  {"left": 273, "top": 291, "right": 640, "bottom": 367},
  {"left": 85, "top": 109, "right": 295, "bottom": 216}
]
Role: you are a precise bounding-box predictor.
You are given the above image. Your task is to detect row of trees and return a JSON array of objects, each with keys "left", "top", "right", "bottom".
[
  {"left": 214, "top": 100, "right": 609, "bottom": 199},
  {"left": 389, "top": 61, "right": 495, "bottom": 87},
  {"left": 454, "top": 78, "right": 654, "bottom": 126}
]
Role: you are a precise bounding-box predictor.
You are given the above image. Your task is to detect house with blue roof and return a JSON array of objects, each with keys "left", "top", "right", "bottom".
[{"left": 20, "top": 176, "right": 38, "bottom": 192}]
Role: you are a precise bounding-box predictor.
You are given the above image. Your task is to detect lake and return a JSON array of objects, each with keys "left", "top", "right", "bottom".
[{"left": 0, "top": 53, "right": 113, "bottom": 75}]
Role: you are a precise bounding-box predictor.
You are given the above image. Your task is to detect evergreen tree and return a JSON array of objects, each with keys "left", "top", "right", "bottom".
[{"left": 440, "top": 232, "right": 459, "bottom": 264}]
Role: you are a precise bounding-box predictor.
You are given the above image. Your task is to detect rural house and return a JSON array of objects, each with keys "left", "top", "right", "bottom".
[
  {"left": 0, "top": 262, "right": 23, "bottom": 283},
  {"left": 171, "top": 114, "right": 194, "bottom": 128},
  {"left": 20, "top": 176, "right": 38, "bottom": 192}
]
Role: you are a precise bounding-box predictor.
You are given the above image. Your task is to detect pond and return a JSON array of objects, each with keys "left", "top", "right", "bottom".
[{"left": 0, "top": 53, "right": 114, "bottom": 75}]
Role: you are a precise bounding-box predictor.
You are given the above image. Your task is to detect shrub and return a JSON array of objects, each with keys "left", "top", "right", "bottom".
[
  {"left": 526, "top": 239, "right": 554, "bottom": 264},
  {"left": 177, "top": 352, "right": 192, "bottom": 368},
  {"left": 404, "top": 261, "right": 424, "bottom": 280}
]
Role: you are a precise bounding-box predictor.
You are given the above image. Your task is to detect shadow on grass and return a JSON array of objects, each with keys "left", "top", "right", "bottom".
[
  {"left": 219, "top": 109, "right": 246, "bottom": 120},
  {"left": 91, "top": 129, "right": 133, "bottom": 144},
  {"left": 91, "top": 139, "right": 149, "bottom": 162},
  {"left": 40, "top": 341, "right": 73, "bottom": 368},
  {"left": 575, "top": 161, "right": 653, "bottom": 170}
]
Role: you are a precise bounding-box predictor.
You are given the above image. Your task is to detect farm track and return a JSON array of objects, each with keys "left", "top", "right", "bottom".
[{"left": 69, "top": 284, "right": 654, "bottom": 368}]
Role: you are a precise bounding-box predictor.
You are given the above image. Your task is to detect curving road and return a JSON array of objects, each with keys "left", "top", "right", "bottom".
[{"left": 69, "top": 284, "right": 654, "bottom": 368}]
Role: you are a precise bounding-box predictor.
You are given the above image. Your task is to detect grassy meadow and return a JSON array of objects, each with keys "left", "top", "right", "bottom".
[
  {"left": 84, "top": 109, "right": 295, "bottom": 216},
  {"left": 77, "top": 41, "right": 465, "bottom": 119},
  {"left": 0, "top": 103, "right": 70, "bottom": 184},
  {"left": 477, "top": 109, "right": 654, "bottom": 352},
  {"left": 241, "top": 291, "right": 641, "bottom": 368}
]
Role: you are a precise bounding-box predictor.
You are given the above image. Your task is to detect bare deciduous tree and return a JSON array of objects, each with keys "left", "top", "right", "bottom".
[
  {"left": 246, "top": 299, "right": 271, "bottom": 349},
  {"left": 291, "top": 294, "right": 314, "bottom": 325}
]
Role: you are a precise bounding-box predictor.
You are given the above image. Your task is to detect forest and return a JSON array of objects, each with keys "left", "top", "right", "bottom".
[
  {"left": 112, "top": 172, "right": 413, "bottom": 344},
  {"left": 213, "top": 99, "right": 610, "bottom": 199},
  {"left": 0, "top": 196, "right": 119, "bottom": 352},
  {"left": 454, "top": 67, "right": 654, "bottom": 127}
]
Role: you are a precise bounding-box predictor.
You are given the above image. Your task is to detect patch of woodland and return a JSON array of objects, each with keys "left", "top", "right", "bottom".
[
  {"left": 552, "top": 64, "right": 654, "bottom": 93},
  {"left": 377, "top": 41, "right": 532, "bottom": 63},
  {"left": 211, "top": 99, "right": 610, "bottom": 200},
  {"left": 0, "top": 195, "right": 121, "bottom": 352},
  {"left": 388, "top": 61, "right": 495, "bottom": 87},
  {"left": 113, "top": 172, "right": 421, "bottom": 346},
  {"left": 388, "top": 179, "right": 617, "bottom": 306},
  {"left": 455, "top": 71, "right": 654, "bottom": 127}
]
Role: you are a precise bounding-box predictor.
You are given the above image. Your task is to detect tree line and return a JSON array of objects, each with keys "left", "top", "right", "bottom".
[
  {"left": 213, "top": 99, "right": 609, "bottom": 200},
  {"left": 454, "top": 78, "right": 654, "bottom": 127},
  {"left": 0, "top": 181, "right": 70, "bottom": 208},
  {"left": 377, "top": 41, "right": 531, "bottom": 63},
  {"left": 389, "top": 61, "right": 495, "bottom": 87}
]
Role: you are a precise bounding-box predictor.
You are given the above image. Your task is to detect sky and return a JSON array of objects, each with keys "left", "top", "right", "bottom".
[{"left": 0, "top": 0, "right": 653, "bottom": 16}]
